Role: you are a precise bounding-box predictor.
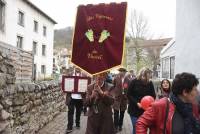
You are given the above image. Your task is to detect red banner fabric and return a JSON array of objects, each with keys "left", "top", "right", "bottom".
[{"left": 71, "top": 2, "right": 127, "bottom": 75}]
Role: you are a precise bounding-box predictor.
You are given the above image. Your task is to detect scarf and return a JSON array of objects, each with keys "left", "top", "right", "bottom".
[
  {"left": 163, "top": 88, "right": 170, "bottom": 93},
  {"left": 170, "top": 94, "right": 200, "bottom": 134},
  {"left": 161, "top": 88, "right": 170, "bottom": 98}
]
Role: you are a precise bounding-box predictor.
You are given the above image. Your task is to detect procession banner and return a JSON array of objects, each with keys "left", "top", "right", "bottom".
[{"left": 71, "top": 2, "right": 127, "bottom": 75}]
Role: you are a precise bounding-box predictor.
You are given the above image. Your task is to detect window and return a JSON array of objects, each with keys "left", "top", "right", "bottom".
[
  {"left": 43, "top": 26, "right": 46, "bottom": 36},
  {"left": 42, "top": 44, "right": 46, "bottom": 56},
  {"left": 18, "top": 11, "right": 24, "bottom": 26},
  {"left": 32, "top": 41, "right": 37, "bottom": 55},
  {"left": 161, "top": 57, "right": 170, "bottom": 78},
  {"left": 33, "top": 64, "right": 37, "bottom": 81},
  {"left": 170, "top": 56, "right": 175, "bottom": 79},
  {"left": 17, "top": 35, "right": 23, "bottom": 49},
  {"left": 41, "top": 65, "right": 46, "bottom": 74},
  {"left": 34, "top": 20, "right": 38, "bottom": 32},
  {"left": 0, "top": 0, "right": 5, "bottom": 32}
]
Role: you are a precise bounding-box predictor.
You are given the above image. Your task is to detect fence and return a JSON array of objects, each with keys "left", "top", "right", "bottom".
[{"left": 0, "top": 41, "right": 33, "bottom": 83}]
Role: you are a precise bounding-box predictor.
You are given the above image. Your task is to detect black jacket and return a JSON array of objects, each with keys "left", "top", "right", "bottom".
[{"left": 127, "top": 79, "right": 156, "bottom": 117}]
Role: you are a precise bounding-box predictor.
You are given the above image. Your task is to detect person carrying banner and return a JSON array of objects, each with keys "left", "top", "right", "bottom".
[
  {"left": 65, "top": 68, "right": 85, "bottom": 133},
  {"left": 69, "top": 2, "right": 127, "bottom": 133},
  {"left": 85, "top": 72, "right": 115, "bottom": 134},
  {"left": 112, "top": 67, "right": 129, "bottom": 132}
]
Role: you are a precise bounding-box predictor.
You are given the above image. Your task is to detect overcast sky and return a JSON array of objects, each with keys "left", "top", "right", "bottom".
[{"left": 30, "top": 0, "right": 176, "bottom": 38}]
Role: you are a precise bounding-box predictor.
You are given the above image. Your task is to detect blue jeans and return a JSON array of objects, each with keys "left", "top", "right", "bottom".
[{"left": 130, "top": 116, "right": 138, "bottom": 134}]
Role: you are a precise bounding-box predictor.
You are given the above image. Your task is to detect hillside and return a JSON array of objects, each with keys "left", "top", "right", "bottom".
[{"left": 54, "top": 27, "right": 73, "bottom": 50}]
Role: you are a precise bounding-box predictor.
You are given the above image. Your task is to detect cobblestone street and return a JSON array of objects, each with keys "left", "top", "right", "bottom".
[{"left": 38, "top": 111, "right": 132, "bottom": 134}]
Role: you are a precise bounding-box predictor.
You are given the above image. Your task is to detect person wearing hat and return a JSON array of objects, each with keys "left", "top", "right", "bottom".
[
  {"left": 118, "top": 67, "right": 127, "bottom": 72},
  {"left": 112, "top": 67, "right": 130, "bottom": 132}
]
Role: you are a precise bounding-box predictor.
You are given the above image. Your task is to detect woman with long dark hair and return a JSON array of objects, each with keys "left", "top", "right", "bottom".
[
  {"left": 158, "top": 79, "right": 171, "bottom": 98},
  {"left": 127, "top": 67, "right": 156, "bottom": 134}
]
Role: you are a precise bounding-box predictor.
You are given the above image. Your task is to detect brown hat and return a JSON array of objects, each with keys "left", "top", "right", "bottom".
[{"left": 118, "top": 67, "right": 127, "bottom": 72}]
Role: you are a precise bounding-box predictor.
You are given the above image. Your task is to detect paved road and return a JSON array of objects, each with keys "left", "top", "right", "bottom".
[{"left": 38, "top": 111, "right": 132, "bottom": 134}]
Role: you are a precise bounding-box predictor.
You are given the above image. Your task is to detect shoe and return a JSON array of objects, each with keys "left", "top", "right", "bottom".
[
  {"left": 114, "top": 126, "right": 118, "bottom": 133},
  {"left": 84, "top": 112, "right": 88, "bottom": 116},
  {"left": 76, "top": 125, "right": 80, "bottom": 129},
  {"left": 119, "top": 126, "right": 122, "bottom": 131},
  {"left": 66, "top": 128, "right": 73, "bottom": 133}
]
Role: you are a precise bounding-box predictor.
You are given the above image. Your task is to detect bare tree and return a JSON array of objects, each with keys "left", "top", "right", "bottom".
[
  {"left": 146, "top": 47, "right": 162, "bottom": 77},
  {"left": 128, "top": 9, "right": 148, "bottom": 39},
  {"left": 126, "top": 9, "right": 149, "bottom": 73}
]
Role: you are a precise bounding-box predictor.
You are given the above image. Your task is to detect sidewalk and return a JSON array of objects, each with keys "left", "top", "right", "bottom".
[{"left": 38, "top": 111, "right": 132, "bottom": 134}]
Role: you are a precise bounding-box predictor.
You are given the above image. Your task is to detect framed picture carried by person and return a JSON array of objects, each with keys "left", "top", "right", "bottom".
[{"left": 62, "top": 76, "right": 91, "bottom": 93}]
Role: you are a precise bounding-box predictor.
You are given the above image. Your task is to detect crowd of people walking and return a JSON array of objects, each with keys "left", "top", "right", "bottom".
[{"left": 63, "top": 67, "right": 200, "bottom": 134}]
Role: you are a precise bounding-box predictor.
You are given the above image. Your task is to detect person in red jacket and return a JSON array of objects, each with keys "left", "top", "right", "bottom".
[{"left": 136, "top": 72, "right": 200, "bottom": 134}]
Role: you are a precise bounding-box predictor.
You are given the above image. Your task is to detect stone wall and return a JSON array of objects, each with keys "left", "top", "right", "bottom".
[
  {"left": 0, "top": 52, "right": 65, "bottom": 134},
  {"left": 0, "top": 51, "right": 16, "bottom": 133}
]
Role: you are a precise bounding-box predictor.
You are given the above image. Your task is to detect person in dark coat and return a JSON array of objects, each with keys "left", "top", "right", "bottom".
[
  {"left": 127, "top": 67, "right": 156, "bottom": 134},
  {"left": 85, "top": 72, "right": 115, "bottom": 134},
  {"left": 65, "top": 92, "right": 85, "bottom": 133},
  {"left": 65, "top": 68, "right": 85, "bottom": 133},
  {"left": 112, "top": 68, "right": 129, "bottom": 132}
]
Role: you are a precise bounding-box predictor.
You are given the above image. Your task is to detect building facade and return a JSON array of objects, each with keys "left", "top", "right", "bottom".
[
  {"left": 175, "top": 0, "right": 200, "bottom": 79},
  {"left": 160, "top": 39, "right": 175, "bottom": 80},
  {"left": 53, "top": 48, "right": 72, "bottom": 74},
  {"left": 160, "top": 0, "right": 200, "bottom": 81},
  {"left": 0, "top": 0, "right": 56, "bottom": 80}
]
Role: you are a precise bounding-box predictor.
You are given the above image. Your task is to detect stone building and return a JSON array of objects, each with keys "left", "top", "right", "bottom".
[{"left": 0, "top": 0, "right": 57, "bottom": 80}]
